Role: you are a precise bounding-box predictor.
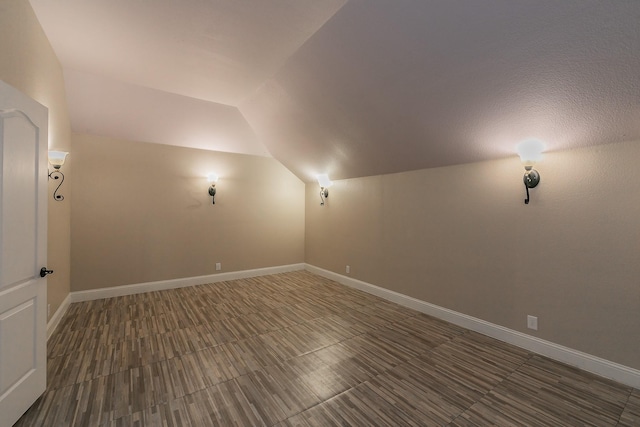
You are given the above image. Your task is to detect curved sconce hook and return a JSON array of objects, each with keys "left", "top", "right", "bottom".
[
  {"left": 208, "top": 184, "right": 217, "bottom": 204},
  {"left": 523, "top": 168, "right": 540, "bottom": 204},
  {"left": 48, "top": 170, "right": 65, "bottom": 201}
]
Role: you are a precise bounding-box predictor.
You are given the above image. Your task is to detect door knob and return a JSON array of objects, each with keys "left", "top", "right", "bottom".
[{"left": 40, "top": 267, "right": 53, "bottom": 277}]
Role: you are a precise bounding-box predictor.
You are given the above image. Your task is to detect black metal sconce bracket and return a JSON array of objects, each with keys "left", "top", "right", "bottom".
[
  {"left": 523, "top": 169, "right": 540, "bottom": 204},
  {"left": 48, "top": 169, "right": 65, "bottom": 201},
  {"left": 209, "top": 184, "right": 217, "bottom": 204}
]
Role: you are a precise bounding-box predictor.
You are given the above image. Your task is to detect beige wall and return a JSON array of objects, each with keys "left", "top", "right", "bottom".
[
  {"left": 71, "top": 134, "right": 305, "bottom": 290},
  {"left": 0, "top": 0, "right": 72, "bottom": 320},
  {"left": 306, "top": 140, "right": 640, "bottom": 370}
]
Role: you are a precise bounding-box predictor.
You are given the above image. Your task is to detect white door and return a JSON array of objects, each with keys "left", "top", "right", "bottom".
[{"left": 0, "top": 80, "right": 48, "bottom": 427}]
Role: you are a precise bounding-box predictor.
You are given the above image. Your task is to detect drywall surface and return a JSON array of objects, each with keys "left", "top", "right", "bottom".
[
  {"left": 306, "top": 140, "right": 640, "bottom": 370},
  {"left": 71, "top": 134, "right": 304, "bottom": 291}
]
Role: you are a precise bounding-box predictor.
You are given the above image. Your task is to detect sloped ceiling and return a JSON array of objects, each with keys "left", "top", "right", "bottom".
[
  {"left": 63, "top": 69, "right": 270, "bottom": 156},
  {"left": 30, "top": 0, "right": 640, "bottom": 182},
  {"left": 29, "top": 0, "right": 346, "bottom": 157},
  {"left": 29, "top": 0, "right": 346, "bottom": 106}
]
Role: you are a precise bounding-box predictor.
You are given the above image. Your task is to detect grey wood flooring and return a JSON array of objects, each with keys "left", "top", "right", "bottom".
[{"left": 15, "top": 271, "right": 640, "bottom": 426}]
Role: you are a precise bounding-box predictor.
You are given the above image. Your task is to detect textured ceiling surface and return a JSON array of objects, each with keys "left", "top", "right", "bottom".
[{"left": 30, "top": 0, "right": 640, "bottom": 181}]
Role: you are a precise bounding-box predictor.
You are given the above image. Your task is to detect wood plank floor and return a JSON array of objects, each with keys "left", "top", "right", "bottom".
[{"left": 15, "top": 271, "right": 640, "bottom": 426}]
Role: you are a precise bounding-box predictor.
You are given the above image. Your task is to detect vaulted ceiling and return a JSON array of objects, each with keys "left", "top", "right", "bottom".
[{"left": 30, "top": 0, "right": 640, "bottom": 182}]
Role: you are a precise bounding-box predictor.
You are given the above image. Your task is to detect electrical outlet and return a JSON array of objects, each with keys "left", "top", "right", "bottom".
[
  {"left": 527, "top": 315, "right": 538, "bottom": 331},
  {"left": 215, "top": 262, "right": 221, "bottom": 271},
  {"left": 346, "top": 265, "right": 350, "bottom": 274}
]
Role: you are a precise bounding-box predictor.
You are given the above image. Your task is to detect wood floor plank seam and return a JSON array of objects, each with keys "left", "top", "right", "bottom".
[
  {"left": 257, "top": 326, "right": 435, "bottom": 424},
  {"left": 447, "top": 352, "right": 535, "bottom": 426},
  {"left": 274, "top": 339, "right": 440, "bottom": 426},
  {"left": 278, "top": 328, "right": 521, "bottom": 427},
  {"left": 613, "top": 388, "right": 634, "bottom": 426}
]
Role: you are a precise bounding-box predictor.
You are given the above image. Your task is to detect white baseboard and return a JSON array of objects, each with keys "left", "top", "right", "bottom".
[
  {"left": 47, "top": 293, "right": 71, "bottom": 340},
  {"left": 71, "top": 263, "right": 306, "bottom": 303},
  {"left": 305, "top": 264, "right": 640, "bottom": 389}
]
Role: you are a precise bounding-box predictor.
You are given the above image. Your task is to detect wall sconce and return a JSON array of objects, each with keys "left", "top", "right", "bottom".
[
  {"left": 48, "top": 151, "right": 69, "bottom": 201},
  {"left": 516, "top": 140, "right": 544, "bottom": 205},
  {"left": 207, "top": 173, "right": 218, "bottom": 204},
  {"left": 316, "top": 174, "right": 332, "bottom": 206}
]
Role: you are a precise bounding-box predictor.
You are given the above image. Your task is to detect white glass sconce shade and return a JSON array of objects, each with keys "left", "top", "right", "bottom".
[
  {"left": 516, "top": 140, "right": 544, "bottom": 169},
  {"left": 316, "top": 174, "right": 332, "bottom": 188},
  {"left": 48, "top": 151, "right": 69, "bottom": 170}
]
